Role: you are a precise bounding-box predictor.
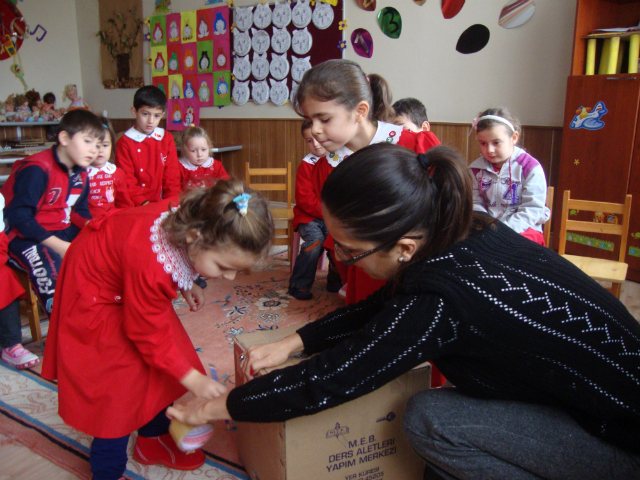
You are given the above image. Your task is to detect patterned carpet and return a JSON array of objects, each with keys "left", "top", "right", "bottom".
[{"left": 0, "top": 251, "right": 344, "bottom": 479}]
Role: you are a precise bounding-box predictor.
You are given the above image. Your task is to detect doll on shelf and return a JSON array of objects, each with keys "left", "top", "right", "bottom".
[
  {"left": 0, "top": 95, "right": 17, "bottom": 122},
  {"left": 41, "top": 92, "right": 64, "bottom": 120},
  {"left": 13, "top": 94, "right": 30, "bottom": 122},
  {"left": 63, "top": 84, "right": 91, "bottom": 112},
  {"left": 25, "top": 89, "right": 43, "bottom": 122}
]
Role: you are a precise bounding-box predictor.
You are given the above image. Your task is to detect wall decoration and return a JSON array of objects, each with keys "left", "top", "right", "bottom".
[
  {"left": 378, "top": 7, "right": 402, "bottom": 39},
  {"left": 629, "top": 245, "right": 640, "bottom": 258},
  {"left": 272, "top": 26, "right": 292, "bottom": 53},
  {"left": 167, "top": 13, "right": 181, "bottom": 42},
  {"left": 235, "top": 6, "right": 254, "bottom": 31},
  {"left": 167, "top": 42, "right": 181, "bottom": 73},
  {"left": 197, "top": 41, "right": 213, "bottom": 72},
  {"left": 252, "top": 52, "right": 270, "bottom": 80},
  {"left": 197, "top": 73, "right": 214, "bottom": 105},
  {"left": 213, "top": 10, "right": 228, "bottom": 35},
  {"left": 291, "top": 55, "right": 311, "bottom": 82},
  {"left": 570, "top": 102, "right": 608, "bottom": 130},
  {"left": 252, "top": 28, "right": 271, "bottom": 54},
  {"left": 151, "top": 46, "right": 168, "bottom": 75},
  {"left": 205, "top": 0, "right": 225, "bottom": 4},
  {"left": 169, "top": 74, "right": 183, "bottom": 98},
  {"left": 292, "top": 27, "right": 312, "bottom": 55},
  {"left": 566, "top": 232, "right": 614, "bottom": 251},
  {"left": 153, "top": 75, "right": 168, "bottom": 96},
  {"left": 197, "top": 9, "right": 213, "bottom": 40},
  {"left": 413, "top": 0, "right": 427, "bottom": 5},
  {"left": 351, "top": 28, "right": 373, "bottom": 58},
  {"left": 97, "top": 2, "right": 144, "bottom": 89},
  {"left": 290, "top": 80, "right": 299, "bottom": 104},
  {"left": 254, "top": 2, "right": 273, "bottom": 29},
  {"left": 155, "top": 0, "right": 172, "bottom": 14},
  {"left": 232, "top": 80, "right": 250, "bottom": 105},
  {"left": 233, "top": 54, "right": 251, "bottom": 80},
  {"left": 499, "top": 0, "right": 535, "bottom": 29},
  {"left": 273, "top": 1, "right": 292, "bottom": 28},
  {"left": 233, "top": 29, "right": 252, "bottom": 56},
  {"left": 442, "top": 0, "right": 465, "bottom": 19},
  {"left": 181, "top": 11, "right": 197, "bottom": 42},
  {"left": 292, "top": 0, "right": 312, "bottom": 28},
  {"left": 355, "top": 0, "right": 376, "bottom": 12},
  {"left": 150, "top": 15, "right": 167, "bottom": 47},
  {"left": 215, "top": 71, "right": 231, "bottom": 105},
  {"left": 252, "top": 79, "right": 270, "bottom": 104},
  {"left": 312, "top": 2, "right": 334, "bottom": 30},
  {"left": 270, "top": 52, "right": 290, "bottom": 80},
  {"left": 270, "top": 78, "right": 289, "bottom": 105},
  {"left": 456, "top": 24, "right": 490, "bottom": 54}
]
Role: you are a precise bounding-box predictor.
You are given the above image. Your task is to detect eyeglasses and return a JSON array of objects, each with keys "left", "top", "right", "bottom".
[{"left": 334, "top": 236, "right": 423, "bottom": 267}]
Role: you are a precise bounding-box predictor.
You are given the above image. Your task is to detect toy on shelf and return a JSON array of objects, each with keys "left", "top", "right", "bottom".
[
  {"left": 0, "top": 94, "right": 17, "bottom": 122},
  {"left": 63, "top": 84, "right": 91, "bottom": 112},
  {"left": 41, "top": 92, "right": 64, "bottom": 120},
  {"left": 13, "top": 93, "right": 30, "bottom": 121}
]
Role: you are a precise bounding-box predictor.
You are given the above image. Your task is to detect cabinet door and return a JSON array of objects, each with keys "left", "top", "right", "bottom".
[
  {"left": 554, "top": 75, "right": 640, "bottom": 259},
  {"left": 627, "top": 125, "right": 640, "bottom": 282}
]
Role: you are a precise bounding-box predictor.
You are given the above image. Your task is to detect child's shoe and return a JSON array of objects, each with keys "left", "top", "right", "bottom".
[
  {"left": 1, "top": 344, "right": 40, "bottom": 369},
  {"left": 287, "top": 286, "right": 313, "bottom": 300},
  {"left": 133, "top": 433, "right": 205, "bottom": 471}
]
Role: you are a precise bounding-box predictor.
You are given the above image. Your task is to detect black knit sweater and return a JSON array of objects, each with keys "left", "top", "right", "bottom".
[{"left": 227, "top": 222, "right": 640, "bottom": 454}]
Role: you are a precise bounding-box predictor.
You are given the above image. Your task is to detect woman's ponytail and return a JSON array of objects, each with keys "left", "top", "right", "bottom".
[{"left": 368, "top": 74, "right": 395, "bottom": 123}]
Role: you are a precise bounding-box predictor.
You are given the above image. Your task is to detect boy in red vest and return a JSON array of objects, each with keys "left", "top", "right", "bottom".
[
  {"left": 1, "top": 110, "right": 103, "bottom": 314},
  {"left": 115, "top": 86, "right": 181, "bottom": 206}
]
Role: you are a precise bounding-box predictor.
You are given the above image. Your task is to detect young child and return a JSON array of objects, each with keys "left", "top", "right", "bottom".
[
  {"left": 293, "top": 59, "right": 441, "bottom": 305},
  {"left": 287, "top": 120, "right": 329, "bottom": 300},
  {"left": 469, "top": 107, "right": 549, "bottom": 245},
  {"left": 178, "top": 126, "right": 230, "bottom": 190},
  {"left": 116, "top": 85, "right": 182, "bottom": 206},
  {"left": 392, "top": 97, "right": 431, "bottom": 132},
  {"left": 41, "top": 179, "right": 275, "bottom": 480},
  {"left": 0, "top": 193, "right": 39, "bottom": 369},
  {"left": 87, "top": 118, "right": 134, "bottom": 219},
  {"left": 1, "top": 110, "right": 102, "bottom": 314}
]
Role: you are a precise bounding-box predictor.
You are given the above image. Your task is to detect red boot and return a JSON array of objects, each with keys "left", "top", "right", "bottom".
[{"left": 133, "top": 433, "right": 205, "bottom": 470}]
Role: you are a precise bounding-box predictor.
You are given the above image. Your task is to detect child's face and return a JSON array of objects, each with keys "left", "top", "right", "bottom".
[
  {"left": 302, "top": 129, "right": 326, "bottom": 157},
  {"left": 394, "top": 114, "right": 422, "bottom": 132},
  {"left": 92, "top": 131, "right": 112, "bottom": 169},
  {"left": 184, "top": 136, "right": 210, "bottom": 166},
  {"left": 476, "top": 125, "right": 519, "bottom": 166},
  {"left": 131, "top": 105, "right": 165, "bottom": 135},
  {"left": 58, "top": 130, "right": 101, "bottom": 169},
  {"left": 188, "top": 243, "right": 259, "bottom": 281},
  {"left": 301, "top": 98, "right": 361, "bottom": 153}
]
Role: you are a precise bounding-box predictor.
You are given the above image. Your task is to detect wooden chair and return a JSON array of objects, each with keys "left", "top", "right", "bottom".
[
  {"left": 11, "top": 267, "right": 43, "bottom": 342},
  {"left": 245, "top": 162, "right": 294, "bottom": 262},
  {"left": 558, "top": 190, "right": 632, "bottom": 298},
  {"left": 543, "top": 186, "right": 554, "bottom": 248}
]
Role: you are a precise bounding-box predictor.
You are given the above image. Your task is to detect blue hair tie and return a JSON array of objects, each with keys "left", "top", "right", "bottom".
[{"left": 232, "top": 193, "right": 251, "bottom": 216}]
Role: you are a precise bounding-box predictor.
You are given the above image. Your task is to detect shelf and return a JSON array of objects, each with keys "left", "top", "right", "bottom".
[{"left": 0, "top": 121, "right": 60, "bottom": 126}]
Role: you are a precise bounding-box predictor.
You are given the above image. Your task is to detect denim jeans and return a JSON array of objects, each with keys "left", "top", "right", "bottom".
[
  {"left": 289, "top": 219, "right": 328, "bottom": 291},
  {"left": 402, "top": 388, "right": 640, "bottom": 480}
]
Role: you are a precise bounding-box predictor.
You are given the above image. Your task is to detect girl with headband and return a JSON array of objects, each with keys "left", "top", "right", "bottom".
[
  {"left": 470, "top": 107, "right": 550, "bottom": 245},
  {"left": 169, "top": 144, "right": 640, "bottom": 479},
  {"left": 42, "top": 179, "right": 274, "bottom": 480}
]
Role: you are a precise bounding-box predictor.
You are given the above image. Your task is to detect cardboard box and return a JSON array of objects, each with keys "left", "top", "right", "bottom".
[{"left": 234, "top": 326, "right": 431, "bottom": 480}]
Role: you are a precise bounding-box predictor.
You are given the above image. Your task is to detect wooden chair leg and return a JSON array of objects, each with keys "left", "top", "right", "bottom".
[
  {"left": 610, "top": 282, "right": 622, "bottom": 299},
  {"left": 14, "top": 270, "right": 42, "bottom": 342}
]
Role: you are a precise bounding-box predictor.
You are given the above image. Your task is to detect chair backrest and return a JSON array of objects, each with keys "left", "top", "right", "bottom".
[
  {"left": 245, "top": 162, "right": 292, "bottom": 209},
  {"left": 558, "top": 190, "right": 632, "bottom": 262},
  {"left": 543, "top": 186, "right": 554, "bottom": 248}
]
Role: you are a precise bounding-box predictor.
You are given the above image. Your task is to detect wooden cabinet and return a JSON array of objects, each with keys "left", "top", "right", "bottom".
[{"left": 555, "top": 0, "right": 640, "bottom": 281}]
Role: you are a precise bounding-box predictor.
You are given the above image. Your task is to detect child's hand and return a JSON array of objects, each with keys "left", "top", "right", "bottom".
[
  {"left": 180, "top": 284, "right": 204, "bottom": 312},
  {"left": 41, "top": 237, "right": 71, "bottom": 258},
  {"left": 180, "top": 369, "right": 228, "bottom": 400}
]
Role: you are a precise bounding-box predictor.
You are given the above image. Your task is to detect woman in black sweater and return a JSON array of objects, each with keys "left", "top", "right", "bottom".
[{"left": 169, "top": 144, "right": 640, "bottom": 479}]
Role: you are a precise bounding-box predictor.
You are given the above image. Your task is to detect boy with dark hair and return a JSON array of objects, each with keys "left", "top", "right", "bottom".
[
  {"left": 116, "top": 85, "right": 181, "bottom": 206},
  {"left": 1, "top": 109, "right": 103, "bottom": 314},
  {"left": 393, "top": 97, "right": 431, "bottom": 132}
]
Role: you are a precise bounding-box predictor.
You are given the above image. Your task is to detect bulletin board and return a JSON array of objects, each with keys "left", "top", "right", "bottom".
[
  {"left": 147, "top": 4, "right": 231, "bottom": 131},
  {"left": 231, "top": 0, "right": 343, "bottom": 107}
]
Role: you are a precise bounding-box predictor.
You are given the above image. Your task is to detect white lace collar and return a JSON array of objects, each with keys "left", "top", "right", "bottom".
[
  {"left": 323, "top": 122, "right": 404, "bottom": 167},
  {"left": 149, "top": 209, "right": 199, "bottom": 290},
  {"left": 179, "top": 156, "right": 214, "bottom": 171},
  {"left": 124, "top": 126, "right": 166, "bottom": 143},
  {"left": 87, "top": 162, "right": 117, "bottom": 177}
]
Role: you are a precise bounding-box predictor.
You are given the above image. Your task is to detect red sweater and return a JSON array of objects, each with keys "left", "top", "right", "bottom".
[
  {"left": 115, "top": 127, "right": 181, "bottom": 206},
  {"left": 87, "top": 163, "right": 135, "bottom": 219},
  {"left": 178, "top": 156, "right": 230, "bottom": 190},
  {"left": 292, "top": 153, "right": 326, "bottom": 231}
]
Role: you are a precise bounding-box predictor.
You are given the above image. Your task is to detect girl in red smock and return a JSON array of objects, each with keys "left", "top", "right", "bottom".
[
  {"left": 41, "top": 179, "right": 274, "bottom": 480},
  {"left": 178, "top": 126, "right": 230, "bottom": 190}
]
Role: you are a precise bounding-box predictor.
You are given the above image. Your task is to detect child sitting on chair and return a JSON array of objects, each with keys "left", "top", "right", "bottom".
[
  {"left": 392, "top": 97, "right": 431, "bottom": 132},
  {"left": 178, "top": 125, "right": 230, "bottom": 191}
]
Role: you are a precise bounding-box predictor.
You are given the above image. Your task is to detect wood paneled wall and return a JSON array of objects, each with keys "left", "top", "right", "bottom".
[{"left": 1, "top": 120, "right": 563, "bottom": 205}]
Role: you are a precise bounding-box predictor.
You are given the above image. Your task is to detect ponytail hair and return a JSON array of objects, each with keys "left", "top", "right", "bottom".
[
  {"left": 322, "top": 144, "right": 478, "bottom": 263},
  {"left": 162, "top": 178, "right": 275, "bottom": 257},
  {"left": 294, "top": 59, "right": 395, "bottom": 123}
]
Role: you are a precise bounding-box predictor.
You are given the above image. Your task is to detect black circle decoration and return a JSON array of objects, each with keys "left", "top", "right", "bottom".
[{"left": 456, "top": 24, "right": 490, "bottom": 54}]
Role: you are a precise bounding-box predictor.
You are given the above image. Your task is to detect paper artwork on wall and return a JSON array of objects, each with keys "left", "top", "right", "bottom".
[
  {"left": 442, "top": 0, "right": 465, "bottom": 19},
  {"left": 150, "top": 16, "right": 167, "bottom": 47},
  {"left": 254, "top": 2, "right": 273, "bottom": 29},
  {"left": 292, "top": 0, "right": 312, "bottom": 29},
  {"left": 378, "top": 7, "right": 401, "bottom": 39},
  {"left": 181, "top": 11, "right": 197, "bottom": 42},
  {"left": 351, "top": 28, "right": 373, "bottom": 58},
  {"left": 167, "top": 14, "right": 181, "bottom": 43},
  {"left": 312, "top": 2, "right": 334, "bottom": 30},
  {"left": 167, "top": 98, "right": 200, "bottom": 131},
  {"left": 290, "top": 80, "right": 299, "bottom": 104},
  {"left": 270, "top": 52, "right": 290, "bottom": 80},
  {"left": 355, "top": 0, "right": 376, "bottom": 11},
  {"left": 251, "top": 52, "right": 270, "bottom": 80},
  {"left": 233, "top": 54, "right": 251, "bottom": 80},
  {"left": 412, "top": 0, "right": 427, "bottom": 5},
  {"left": 272, "top": 1, "right": 292, "bottom": 28},
  {"left": 456, "top": 24, "right": 489, "bottom": 54},
  {"left": 215, "top": 71, "right": 230, "bottom": 105},
  {"left": 198, "top": 73, "right": 214, "bottom": 105},
  {"left": 232, "top": 80, "right": 250, "bottom": 105},
  {"left": 235, "top": 7, "right": 254, "bottom": 32},
  {"left": 291, "top": 55, "right": 311, "bottom": 82},
  {"left": 155, "top": 0, "right": 172, "bottom": 14},
  {"left": 499, "top": 0, "right": 535, "bottom": 29},
  {"left": 233, "top": 29, "right": 252, "bottom": 56},
  {"left": 292, "top": 27, "right": 312, "bottom": 55},
  {"left": 270, "top": 78, "right": 289, "bottom": 105},
  {"left": 252, "top": 79, "right": 270, "bottom": 104},
  {"left": 272, "top": 26, "right": 292, "bottom": 53},
  {"left": 252, "top": 28, "right": 271, "bottom": 54}
]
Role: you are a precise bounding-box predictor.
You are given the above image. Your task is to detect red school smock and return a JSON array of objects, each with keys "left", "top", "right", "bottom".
[
  {"left": 178, "top": 156, "right": 230, "bottom": 190},
  {"left": 41, "top": 199, "right": 205, "bottom": 438},
  {"left": 87, "top": 163, "right": 134, "bottom": 219},
  {"left": 0, "top": 194, "right": 24, "bottom": 309}
]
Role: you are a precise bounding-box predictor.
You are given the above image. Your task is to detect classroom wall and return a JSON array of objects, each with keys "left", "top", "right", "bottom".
[
  {"left": 0, "top": 0, "right": 84, "bottom": 110},
  {"left": 72, "top": 0, "right": 576, "bottom": 126}
]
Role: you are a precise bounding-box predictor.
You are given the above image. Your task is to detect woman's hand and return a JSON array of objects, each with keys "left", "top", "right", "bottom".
[
  {"left": 181, "top": 284, "right": 205, "bottom": 312},
  {"left": 180, "top": 369, "right": 227, "bottom": 399},
  {"left": 241, "top": 333, "right": 304, "bottom": 380},
  {"left": 167, "top": 394, "right": 231, "bottom": 425}
]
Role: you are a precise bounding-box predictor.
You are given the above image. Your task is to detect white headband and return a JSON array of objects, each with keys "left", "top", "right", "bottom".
[{"left": 472, "top": 115, "right": 515, "bottom": 133}]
